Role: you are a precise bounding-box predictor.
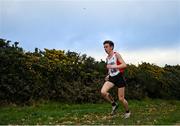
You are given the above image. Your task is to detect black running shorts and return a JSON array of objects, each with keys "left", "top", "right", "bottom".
[{"left": 109, "top": 73, "right": 126, "bottom": 88}]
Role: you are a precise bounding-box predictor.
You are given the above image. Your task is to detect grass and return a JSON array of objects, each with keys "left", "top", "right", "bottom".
[{"left": 0, "top": 99, "right": 180, "bottom": 125}]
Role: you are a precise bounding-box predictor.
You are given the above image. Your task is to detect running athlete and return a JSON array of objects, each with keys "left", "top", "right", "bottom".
[{"left": 101, "top": 40, "right": 131, "bottom": 118}]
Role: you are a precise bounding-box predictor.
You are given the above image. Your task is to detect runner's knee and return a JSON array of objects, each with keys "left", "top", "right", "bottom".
[
  {"left": 101, "top": 90, "right": 108, "bottom": 97},
  {"left": 119, "top": 96, "right": 125, "bottom": 102}
]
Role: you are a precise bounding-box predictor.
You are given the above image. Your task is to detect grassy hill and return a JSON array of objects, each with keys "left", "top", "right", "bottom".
[{"left": 0, "top": 99, "right": 180, "bottom": 125}]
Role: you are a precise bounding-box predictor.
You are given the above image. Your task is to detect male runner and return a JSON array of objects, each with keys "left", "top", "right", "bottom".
[{"left": 101, "top": 40, "right": 131, "bottom": 118}]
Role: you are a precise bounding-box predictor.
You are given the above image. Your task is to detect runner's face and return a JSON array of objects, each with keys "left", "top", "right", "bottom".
[{"left": 104, "top": 44, "right": 112, "bottom": 54}]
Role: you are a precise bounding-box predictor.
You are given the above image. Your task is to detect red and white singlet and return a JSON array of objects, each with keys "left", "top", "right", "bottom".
[{"left": 106, "top": 52, "right": 124, "bottom": 77}]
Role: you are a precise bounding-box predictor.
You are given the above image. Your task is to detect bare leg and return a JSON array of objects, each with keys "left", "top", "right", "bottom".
[
  {"left": 118, "top": 87, "right": 129, "bottom": 112},
  {"left": 101, "top": 81, "right": 115, "bottom": 103}
]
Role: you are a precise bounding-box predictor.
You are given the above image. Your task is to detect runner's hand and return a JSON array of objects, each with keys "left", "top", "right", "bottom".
[{"left": 105, "top": 75, "right": 109, "bottom": 81}]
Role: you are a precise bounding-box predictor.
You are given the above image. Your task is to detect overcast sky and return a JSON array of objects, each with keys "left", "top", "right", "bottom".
[{"left": 0, "top": 0, "right": 180, "bottom": 66}]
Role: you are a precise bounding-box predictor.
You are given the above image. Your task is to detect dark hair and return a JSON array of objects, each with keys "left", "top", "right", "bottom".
[{"left": 103, "top": 40, "right": 114, "bottom": 49}]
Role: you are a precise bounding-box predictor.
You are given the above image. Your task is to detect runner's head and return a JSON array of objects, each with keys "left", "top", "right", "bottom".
[{"left": 103, "top": 40, "right": 114, "bottom": 54}]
